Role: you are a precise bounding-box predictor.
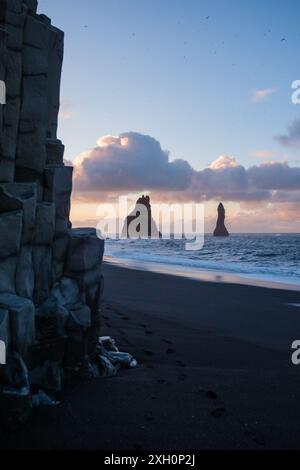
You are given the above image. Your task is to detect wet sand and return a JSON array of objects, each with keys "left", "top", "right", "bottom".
[{"left": 1, "top": 263, "right": 300, "bottom": 450}]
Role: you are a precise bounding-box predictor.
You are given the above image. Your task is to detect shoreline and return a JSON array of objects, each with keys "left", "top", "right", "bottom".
[
  {"left": 102, "top": 263, "right": 300, "bottom": 352},
  {"left": 104, "top": 255, "right": 300, "bottom": 292}
]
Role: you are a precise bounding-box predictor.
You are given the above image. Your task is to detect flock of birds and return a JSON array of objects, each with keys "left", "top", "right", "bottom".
[
  {"left": 83, "top": 16, "right": 289, "bottom": 44},
  {"left": 82, "top": 15, "right": 289, "bottom": 69}
]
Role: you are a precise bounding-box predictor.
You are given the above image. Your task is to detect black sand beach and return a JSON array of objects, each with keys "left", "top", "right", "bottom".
[{"left": 1, "top": 263, "right": 300, "bottom": 450}]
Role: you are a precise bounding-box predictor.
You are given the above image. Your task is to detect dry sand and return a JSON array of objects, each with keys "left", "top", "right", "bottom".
[{"left": 1, "top": 262, "right": 300, "bottom": 450}]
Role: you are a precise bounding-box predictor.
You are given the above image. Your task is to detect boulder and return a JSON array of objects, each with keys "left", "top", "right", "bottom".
[
  {"left": 44, "top": 165, "right": 73, "bottom": 235},
  {"left": 51, "top": 277, "right": 81, "bottom": 307},
  {"left": 33, "top": 202, "right": 55, "bottom": 303},
  {"left": 22, "top": 13, "right": 49, "bottom": 75},
  {"left": 65, "top": 228, "right": 104, "bottom": 274},
  {"left": 0, "top": 183, "right": 37, "bottom": 298},
  {"left": 47, "top": 26, "right": 64, "bottom": 139},
  {"left": 49, "top": 235, "right": 69, "bottom": 281},
  {"left": 0, "top": 2, "right": 25, "bottom": 182},
  {"left": 0, "top": 308, "right": 10, "bottom": 349},
  {"left": 29, "top": 360, "right": 63, "bottom": 393},
  {"left": 34, "top": 201, "right": 55, "bottom": 246},
  {"left": 65, "top": 229, "right": 104, "bottom": 324},
  {"left": 24, "top": 0, "right": 38, "bottom": 13},
  {"left": 44, "top": 165, "right": 73, "bottom": 280},
  {"left": 0, "top": 294, "right": 35, "bottom": 361},
  {"left": 36, "top": 296, "right": 69, "bottom": 340},
  {"left": 1, "top": 183, "right": 37, "bottom": 244},
  {"left": 66, "top": 304, "right": 91, "bottom": 334},
  {"left": 46, "top": 139, "right": 64, "bottom": 165},
  {"left": 0, "top": 352, "right": 31, "bottom": 430},
  {"left": 0, "top": 210, "right": 23, "bottom": 294},
  {"left": 16, "top": 75, "right": 48, "bottom": 174},
  {"left": 16, "top": 244, "right": 34, "bottom": 299},
  {"left": 33, "top": 246, "right": 52, "bottom": 304}
]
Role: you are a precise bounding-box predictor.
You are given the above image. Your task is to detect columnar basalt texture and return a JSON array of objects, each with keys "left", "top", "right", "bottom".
[{"left": 0, "top": 1, "right": 104, "bottom": 423}]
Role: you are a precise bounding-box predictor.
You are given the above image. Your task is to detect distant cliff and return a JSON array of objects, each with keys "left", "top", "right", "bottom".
[{"left": 213, "top": 203, "right": 229, "bottom": 237}]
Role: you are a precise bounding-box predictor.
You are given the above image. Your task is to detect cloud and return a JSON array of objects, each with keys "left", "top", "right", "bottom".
[
  {"left": 251, "top": 149, "right": 276, "bottom": 159},
  {"left": 59, "top": 99, "right": 74, "bottom": 120},
  {"left": 72, "top": 132, "right": 300, "bottom": 204},
  {"left": 275, "top": 118, "right": 300, "bottom": 148},
  {"left": 209, "top": 155, "right": 238, "bottom": 170},
  {"left": 252, "top": 87, "right": 277, "bottom": 103},
  {"left": 73, "top": 132, "right": 193, "bottom": 193}
]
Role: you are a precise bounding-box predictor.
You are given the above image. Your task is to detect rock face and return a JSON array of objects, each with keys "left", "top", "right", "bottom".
[
  {"left": 0, "top": 1, "right": 105, "bottom": 424},
  {"left": 122, "top": 195, "right": 162, "bottom": 238},
  {"left": 213, "top": 203, "right": 229, "bottom": 237}
]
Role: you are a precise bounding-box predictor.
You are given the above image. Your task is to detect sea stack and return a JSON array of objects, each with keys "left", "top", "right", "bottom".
[
  {"left": 213, "top": 203, "right": 229, "bottom": 237},
  {"left": 122, "top": 195, "right": 162, "bottom": 238}
]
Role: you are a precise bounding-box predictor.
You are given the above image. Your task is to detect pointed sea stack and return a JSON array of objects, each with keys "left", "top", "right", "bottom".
[
  {"left": 122, "top": 195, "right": 162, "bottom": 238},
  {"left": 213, "top": 203, "right": 229, "bottom": 237}
]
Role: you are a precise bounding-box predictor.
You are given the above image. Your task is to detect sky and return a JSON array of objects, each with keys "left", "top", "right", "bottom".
[{"left": 39, "top": 0, "right": 300, "bottom": 232}]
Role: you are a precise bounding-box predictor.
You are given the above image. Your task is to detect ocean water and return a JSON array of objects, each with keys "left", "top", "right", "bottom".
[{"left": 105, "top": 234, "right": 300, "bottom": 287}]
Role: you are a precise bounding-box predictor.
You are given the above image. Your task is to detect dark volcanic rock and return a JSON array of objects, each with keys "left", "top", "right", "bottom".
[
  {"left": 122, "top": 195, "right": 161, "bottom": 238},
  {"left": 213, "top": 203, "right": 229, "bottom": 237},
  {"left": 0, "top": 1, "right": 106, "bottom": 426}
]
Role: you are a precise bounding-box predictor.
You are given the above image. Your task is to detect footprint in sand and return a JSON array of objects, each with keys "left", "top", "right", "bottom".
[
  {"left": 244, "top": 429, "right": 266, "bottom": 447},
  {"left": 117, "top": 329, "right": 126, "bottom": 336},
  {"left": 162, "top": 339, "right": 173, "bottom": 345},
  {"left": 176, "top": 360, "right": 186, "bottom": 368},
  {"left": 210, "top": 408, "right": 225, "bottom": 418},
  {"left": 206, "top": 390, "right": 218, "bottom": 400},
  {"left": 144, "top": 350, "right": 154, "bottom": 356},
  {"left": 157, "top": 378, "right": 166, "bottom": 385},
  {"left": 166, "top": 348, "right": 175, "bottom": 355},
  {"left": 145, "top": 412, "right": 154, "bottom": 422}
]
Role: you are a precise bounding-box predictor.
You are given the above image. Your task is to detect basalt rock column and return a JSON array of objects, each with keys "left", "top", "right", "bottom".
[
  {"left": 213, "top": 202, "right": 229, "bottom": 237},
  {"left": 0, "top": 1, "right": 105, "bottom": 427}
]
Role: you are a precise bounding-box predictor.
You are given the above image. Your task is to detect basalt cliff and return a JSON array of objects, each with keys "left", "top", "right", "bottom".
[{"left": 0, "top": 0, "right": 105, "bottom": 427}]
